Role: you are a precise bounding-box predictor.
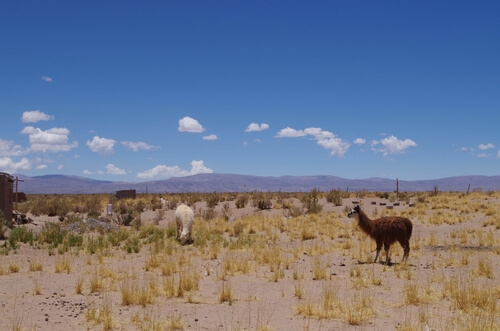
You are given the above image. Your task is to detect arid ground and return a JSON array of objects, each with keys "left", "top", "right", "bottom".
[{"left": 1, "top": 192, "right": 499, "bottom": 331}]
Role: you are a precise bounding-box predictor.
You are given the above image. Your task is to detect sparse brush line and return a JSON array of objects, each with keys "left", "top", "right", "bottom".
[{"left": 348, "top": 205, "right": 412, "bottom": 264}]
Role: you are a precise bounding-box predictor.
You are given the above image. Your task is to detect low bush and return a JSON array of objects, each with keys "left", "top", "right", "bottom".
[
  {"left": 325, "top": 189, "right": 344, "bottom": 206},
  {"left": 302, "top": 188, "right": 322, "bottom": 214},
  {"left": 235, "top": 194, "right": 249, "bottom": 209},
  {"left": 39, "top": 223, "right": 65, "bottom": 248},
  {"left": 206, "top": 192, "right": 220, "bottom": 208},
  {"left": 251, "top": 191, "right": 272, "bottom": 210},
  {"left": 8, "top": 226, "right": 35, "bottom": 249}
]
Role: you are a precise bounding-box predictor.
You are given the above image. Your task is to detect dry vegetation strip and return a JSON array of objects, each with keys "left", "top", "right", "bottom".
[{"left": 0, "top": 190, "right": 499, "bottom": 330}]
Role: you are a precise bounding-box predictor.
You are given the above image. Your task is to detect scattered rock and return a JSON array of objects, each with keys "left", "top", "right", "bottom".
[{"left": 64, "top": 218, "right": 118, "bottom": 233}]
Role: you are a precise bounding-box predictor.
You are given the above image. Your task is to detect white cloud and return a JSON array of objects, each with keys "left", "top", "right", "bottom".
[
  {"left": 105, "top": 164, "right": 126, "bottom": 175},
  {"left": 21, "top": 110, "right": 54, "bottom": 123},
  {"left": 83, "top": 169, "right": 93, "bottom": 175},
  {"left": 41, "top": 76, "right": 53, "bottom": 82},
  {"left": 86, "top": 136, "right": 116, "bottom": 155},
  {"left": 0, "top": 138, "right": 27, "bottom": 157},
  {"left": 178, "top": 116, "right": 205, "bottom": 133},
  {"left": 317, "top": 137, "right": 350, "bottom": 157},
  {"left": 372, "top": 135, "right": 417, "bottom": 155},
  {"left": 57, "top": 164, "right": 64, "bottom": 170},
  {"left": 479, "top": 143, "right": 495, "bottom": 150},
  {"left": 36, "top": 164, "right": 47, "bottom": 170},
  {"left": 245, "top": 123, "right": 269, "bottom": 132},
  {"left": 21, "top": 126, "right": 78, "bottom": 153},
  {"left": 121, "top": 141, "right": 159, "bottom": 152},
  {"left": 276, "top": 126, "right": 350, "bottom": 157},
  {"left": 275, "top": 127, "right": 306, "bottom": 138},
  {"left": 354, "top": 138, "right": 366, "bottom": 145},
  {"left": 136, "top": 160, "right": 213, "bottom": 179},
  {"left": 497, "top": 150, "right": 500, "bottom": 158},
  {"left": 137, "top": 165, "right": 183, "bottom": 179},
  {"left": 0, "top": 157, "right": 32, "bottom": 173},
  {"left": 203, "top": 134, "right": 218, "bottom": 140},
  {"left": 304, "top": 127, "right": 335, "bottom": 140},
  {"left": 190, "top": 160, "right": 213, "bottom": 174}
]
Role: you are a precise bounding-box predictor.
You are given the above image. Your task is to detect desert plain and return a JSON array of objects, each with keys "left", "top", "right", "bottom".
[{"left": 0, "top": 190, "right": 499, "bottom": 331}]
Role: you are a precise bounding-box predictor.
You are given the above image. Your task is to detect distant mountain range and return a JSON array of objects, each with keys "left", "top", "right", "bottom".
[{"left": 11, "top": 173, "right": 500, "bottom": 194}]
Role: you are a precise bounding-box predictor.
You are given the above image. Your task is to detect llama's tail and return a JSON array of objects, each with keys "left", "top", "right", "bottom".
[{"left": 406, "top": 220, "right": 413, "bottom": 240}]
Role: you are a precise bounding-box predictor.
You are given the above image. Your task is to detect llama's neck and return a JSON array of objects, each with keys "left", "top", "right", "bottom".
[{"left": 355, "top": 210, "right": 373, "bottom": 235}]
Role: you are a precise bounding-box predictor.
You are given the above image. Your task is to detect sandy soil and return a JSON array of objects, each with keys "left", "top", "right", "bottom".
[{"left": 0, "top": 196, "right": 499, "bottom": 331}]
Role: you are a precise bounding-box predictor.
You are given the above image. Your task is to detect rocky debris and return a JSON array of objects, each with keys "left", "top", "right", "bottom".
[
  {"left": 12, "top": 211, "right": 34, "bottom": 225},
  {"left": 426, "top": 245, "right": 497, "bottom": 252},
  {"left": 39, "top": 294, "right": 89, "bottom": 322},
  {"left": 64, "top": 217, "right": 118, "bottom": 233}
]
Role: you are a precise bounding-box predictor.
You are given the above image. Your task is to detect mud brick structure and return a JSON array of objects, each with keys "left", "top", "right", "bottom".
[
  {"left": 115, "top": 189, "right": 136, "bottom": 199},
  {"left": 0, "top": 172, "right": 14, "bottom": 222}
]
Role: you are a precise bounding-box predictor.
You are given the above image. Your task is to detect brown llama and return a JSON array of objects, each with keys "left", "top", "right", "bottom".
[{"left": 348, "top": 205, "right": 413, "bottom": 264}]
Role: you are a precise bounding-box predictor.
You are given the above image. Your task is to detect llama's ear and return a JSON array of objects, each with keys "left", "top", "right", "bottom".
[{"left": 355, "top": 205, "right": 360, "bottom": 211}]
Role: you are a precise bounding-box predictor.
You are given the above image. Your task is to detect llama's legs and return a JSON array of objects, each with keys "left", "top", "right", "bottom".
[
  {"left": 384, "top": 242, "right": 391, "bottom": 265},
  {"left": 374, "top": 241, "right": 382, "bottom": 263},
  {"left": 176, "top": 223, "right": 181, "bottom": 240},
  {"left": 401, "top": 240, "right": 410, "bottom": 262},
  {"left": 398, "top": 239, "right": 410, "bottom": 262}
]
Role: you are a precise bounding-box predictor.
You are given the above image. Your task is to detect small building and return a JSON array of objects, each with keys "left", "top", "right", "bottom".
[
  {"left": 13, "top": 192, "right": 27, "bottom": 203},
  {"left": 0, "top": 172, "right": 14, "bottom": 222},
  {"left": 115, "top": 189, "right": 136, "bottom": 199}
]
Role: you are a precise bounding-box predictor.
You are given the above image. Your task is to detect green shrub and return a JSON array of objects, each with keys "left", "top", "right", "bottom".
[
  {"left": 302, "top": 188, "right": 323, "bottom": 214},
  {"left": 220, "top": 202, "right": 232, "bottom": 220},
  {"left": 325, "top": 189, "right": 344, "bottom": 206},
  {"left": 85, "top": 194, "right": 104, "bottom": 216},
  {"left": 87, "top": 234, "right": 109, "bottom": 255},
  {"left": 251, "top": 191, "right": 272, "bottom": 210},
  {"left": 206, "top": 192, "right": 220, "bottom": 208},
  {"left": 139, "top": 225, "right": 165, "bottom": 243},
  {"left": 235, "top": 194, "right": 249, "bottom": 209},
  {"left": 124, "top": 236, "right": 140, "bottom": 253},
  {"left": 166, "top": 198, "right": 179, "bottom": 210},
  {"left": 8, "top": 226, "right": 35, "bottom": 249},
  {"left": 115, "top": 209, "right": 137, "bottom": 226},
  {"left": 356, "top": 189, "right": 369, "bottom": 198},
  {"left": 202, "top": 208, "right": 217, "bottom": 220},
  {"left": 193, "top": 226, "right": 212, "bottom": 248},
  {"left": 107, "top": 228, "right": 131, "bottom": 247},
  {"left": 284, "top": 205, "right": 304, "bottom": 218},
  {"left": 58, "top": 233, "right": 84, "bottom": 254},
  {"left": 376, "top": 192, "right": 390, "bottom": 199},
  {"left": 39, "top": 223, "right": 65, "bottom": 248},
  {"left": 135, "top": 199, "right": 146, "bottom": 213},
  {"left": 166, "top": 224, "right": 177, "bottom": 238}
]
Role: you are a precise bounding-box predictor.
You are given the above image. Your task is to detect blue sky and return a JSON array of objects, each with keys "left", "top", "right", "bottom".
[{"left": 1, "top": 1, "right": 499, "bottom": 182}]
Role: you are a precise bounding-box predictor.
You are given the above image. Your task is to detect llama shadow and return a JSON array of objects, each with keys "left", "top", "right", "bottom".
[
  {"left": 390, "top": 262, "right": 415, "bottom": 268},
  {"left": 178, "top": 238, "right": 194, "bottom": 246},
  {"left": 357, "top": 261, "right": 412, "bottom": 267}
]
